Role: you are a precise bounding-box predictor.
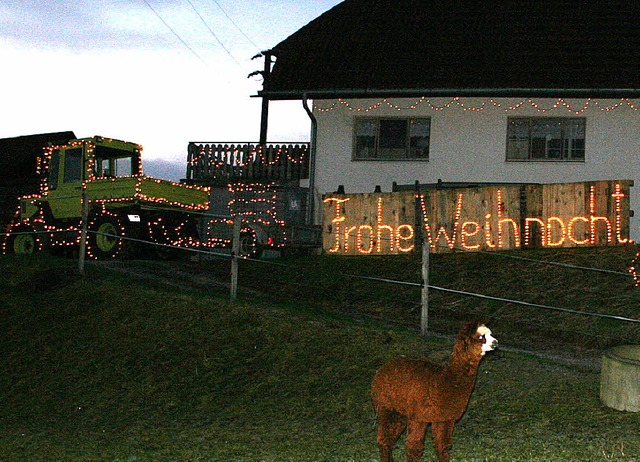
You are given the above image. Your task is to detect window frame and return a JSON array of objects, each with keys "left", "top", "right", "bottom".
[
  {"left": 353, "top": 116, "right": 431, "bottom": 161},
  {"left": 506, "top": 117, "right": 586, "bottom": 162},
  {"left": 94, "top": 145, "right": 140, "bottom": 177},
  {"left": 48, "top": 149, "right": 60, "bottom": 190},
  {"left": 63, "top": 147, "right": 84, "bottom": 183}
]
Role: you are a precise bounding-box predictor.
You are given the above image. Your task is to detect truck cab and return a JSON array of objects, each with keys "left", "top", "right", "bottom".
[{"left": 40, "top": 137, "right": 142, "bottom": 220}]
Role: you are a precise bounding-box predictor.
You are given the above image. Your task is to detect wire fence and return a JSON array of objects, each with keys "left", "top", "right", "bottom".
[
  {"left": 231, "top": 240, "right": 640, "bottom": 353},
  {"left": 4, "top": 220, "right": 640, "bottom": 352}
]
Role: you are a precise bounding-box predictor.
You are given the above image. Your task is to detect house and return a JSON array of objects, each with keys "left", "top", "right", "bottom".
[{"left": 257, "top": 0, "right": 640, "bottom": 242}]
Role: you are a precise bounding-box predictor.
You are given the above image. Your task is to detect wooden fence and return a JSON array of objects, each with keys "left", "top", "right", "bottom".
[
  {"left": 323, "top": 180, "right": 633, "bottom": 255},
  {"left": 186, "top": 142, "right": 310, "bottom": 185}
]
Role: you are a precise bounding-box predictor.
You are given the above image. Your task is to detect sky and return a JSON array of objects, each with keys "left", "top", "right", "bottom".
[{"left": 0, "top": 0, "right": 342, "bottom": 180}]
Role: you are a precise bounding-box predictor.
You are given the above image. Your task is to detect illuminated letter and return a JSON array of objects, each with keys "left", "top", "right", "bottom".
[
  {"left": 417, "top": 194, "right": 434, "bottom": 249},
  {"left": 612, "top": 183, "right": 629, "bottom": 244},
  {"left": 568, "top": 216, "right": 589, "bottom": 245},
  {"left": 344, "top": 226, "right": 357, "bottom": 254},
  {"left": 396, "top": 225, "right": 415, "bottom": 252},
  {"left": 590, "top": 215, "right": 613, "bottom": 244},
  {"left": 376, "top": 197, "right": 395, "bottom": 253},
  {"left": 589, "top": 185, "right": 612, "bottom": 244},
  {"left": 357, "top": 225, "right": 374, "bottom": 254},
  {"left": 461, "top": 221, "right": 481, "bottom": 250},
  {"left": 484, "top": 214, "right": 496, "bottom": 248},
  {"left": 433, "top": 193, "right": 464, "bottom": 250},
  {"left": 497, "top": 189, "right": 521, "bottom": 248},
  {"left": 418, "top": 193, "right": 463, "bottom": 251},
  {"left": 324, "top": 197, "right": 349, "bottom": 253},
  {"left": 524, "top": 218, "right": 545, "bottom": 247},
  {"left": 547, "top": 217, "right": 566, "bottom": 247}
]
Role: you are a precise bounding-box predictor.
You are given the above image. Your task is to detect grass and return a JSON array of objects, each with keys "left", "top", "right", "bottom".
[
  {"left": 1, "top": 251, "right": 640, "bottom": 461},
  {"left": 239, "top": 244, "right": 640, "bottom": 353}
]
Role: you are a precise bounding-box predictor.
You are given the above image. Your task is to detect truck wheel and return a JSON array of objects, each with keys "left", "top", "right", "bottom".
[
  {"left": 239, "top": 232, "right": 261, "bottom": 258},
  {"left": 87, "top": 215, "right": 123, "bottom": 259},
  {"left": 8, "top": 229, "right": 40, "bottom": 255},
  {"left": 5, "top": 224, "right": 44, "bottom": 255}
]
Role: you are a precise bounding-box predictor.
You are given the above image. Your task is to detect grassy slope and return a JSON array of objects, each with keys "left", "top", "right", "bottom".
[
  {"left": 1, "top": 254, "right": 640, "bottom": 461},
  {"left": 240, "top": 245, "right": 640, "bottom": 353}
]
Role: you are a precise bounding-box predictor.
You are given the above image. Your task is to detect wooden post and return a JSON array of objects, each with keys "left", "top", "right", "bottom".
[
  {"left": 421, "top": 239, "right": 430, "bottom": 336},
  {"left": 601, "top": 345, "right": 640, "bottom": 412},
  {"left": 230, "top": 214, "right": 242, "bottom": 301},
  {"left": 78, "top": 190, "right": 89, "bottom": 275}
]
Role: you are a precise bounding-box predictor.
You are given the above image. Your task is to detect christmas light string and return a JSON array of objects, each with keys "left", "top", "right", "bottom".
[
  {"left": 3, "top": 179, "right": 294, "bottom": 258},
  {"left": 324, "top": 184, "right": 631, "bottom": 255},
  {"left": 3, "top": 137, "right": 211, "bottom": 259},
  {"left": 188, "top": 143, "right": 308, "bottom": 170},
  {"left": 314, "top": 97, "right": 640, "bottom": 115},
  {"left": 3, "top": 137, "right": 293, "bottom": 258}
]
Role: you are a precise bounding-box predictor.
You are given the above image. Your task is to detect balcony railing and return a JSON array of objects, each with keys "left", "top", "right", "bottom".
[{"left": 186, "top": 142, "right": 310, "bottom": 185}]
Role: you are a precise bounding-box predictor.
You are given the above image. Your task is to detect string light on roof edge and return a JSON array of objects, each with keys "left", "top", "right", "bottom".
[{"left": 314, "top": 97, "right": 640, "bottom": 115}]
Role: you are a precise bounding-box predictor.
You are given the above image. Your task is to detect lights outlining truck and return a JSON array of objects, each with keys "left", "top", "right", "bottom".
[
  {"left": 3, "top": 136, "right": 322, "bottom": 259},
  {"left": 3, "top": 136, "right": 209, "bottom": 259}
]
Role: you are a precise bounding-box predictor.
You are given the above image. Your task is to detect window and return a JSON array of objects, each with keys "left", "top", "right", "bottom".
[
  {"left": 48, "top": 149, "right": 60, "bottom": 190},
  {"left": 354, "top": 118, "right": 430, "bottom": 160},
  {"left": 94, "top": 145, "right": 138, "bottom": 177},
  {"left": 63, "top": 148, "right": 83, "bottom": 183},
  {"left": 507, "top": 118, "right": 585, "bottom": 161}
]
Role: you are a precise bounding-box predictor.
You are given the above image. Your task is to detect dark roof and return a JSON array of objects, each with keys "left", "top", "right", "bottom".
[
  {"left": 261, "top": 0, "right": 640, "bottom": 99},
  {"left": 0, "top": 131, "right": 76, "bottom": 181}
]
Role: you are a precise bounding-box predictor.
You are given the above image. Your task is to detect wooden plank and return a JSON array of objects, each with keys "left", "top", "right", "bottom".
[
  {"left": 323, "top": 191, "right": 415, "bottom": 255},
  {"left": 322, "top": 180, "right": 633, "bottom": 255}
]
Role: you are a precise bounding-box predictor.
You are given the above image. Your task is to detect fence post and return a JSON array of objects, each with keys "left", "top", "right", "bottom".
[
  {"left": 421, "top": 238, "right": 430, "bottom": 336},
  {"left": 78, "top": 190, "right": 89, "bottom": 275},
  {"left": 230, "top": 214, "right": 242, "bottom": 301}
]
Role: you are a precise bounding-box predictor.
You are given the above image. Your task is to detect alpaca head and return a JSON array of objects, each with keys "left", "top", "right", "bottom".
[
  {"left": 457, "top": 322, "right": 498, "bottom": 356},
  {"left": 477, "top": 324, "right": 497, "bottom": 355}
]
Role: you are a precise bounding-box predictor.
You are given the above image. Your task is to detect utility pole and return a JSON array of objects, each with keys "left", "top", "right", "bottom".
[{"left": 258, "top": 51, "right": 273, "bottom": 146}]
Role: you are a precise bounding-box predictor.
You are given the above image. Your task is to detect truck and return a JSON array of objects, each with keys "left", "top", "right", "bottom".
[{"left": 3, "top": 135, "right": 321, "bottom": 259}]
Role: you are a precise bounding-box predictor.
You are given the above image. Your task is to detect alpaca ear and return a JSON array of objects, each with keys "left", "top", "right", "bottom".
[
  {"left": 456, "top": 321, "right": 478, "bottom": 348},
  {"left": 459, "top": 321, "right": 479, "bottom": 339}
]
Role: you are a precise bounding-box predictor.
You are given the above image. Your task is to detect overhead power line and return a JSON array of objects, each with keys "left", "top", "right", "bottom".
[
  {"left": 210, "top": 0, "right": 261, "bottom": 50},
  {"left": 185, "top": 0, "right": 244, "bottom": 68},
  {"left": 141, "top": 0, "right": 207, "bottom": 65}
]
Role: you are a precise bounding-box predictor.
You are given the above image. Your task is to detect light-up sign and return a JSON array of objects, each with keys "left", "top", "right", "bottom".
[{"left": 323, "top": 181, "right": 632, "bottom": 254}]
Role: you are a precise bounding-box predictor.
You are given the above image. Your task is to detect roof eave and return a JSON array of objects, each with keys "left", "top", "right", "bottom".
[{"left": 257, "top": 88, "right": 640, "bottom": 101}]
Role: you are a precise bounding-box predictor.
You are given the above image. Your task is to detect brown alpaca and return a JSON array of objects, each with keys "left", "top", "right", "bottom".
[{"left": 371, "top": 322, "right": 497, "bottom": 462}]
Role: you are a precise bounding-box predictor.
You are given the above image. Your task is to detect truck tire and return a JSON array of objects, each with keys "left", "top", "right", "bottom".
[
  {"left": 87, "top": 215, "right": 123, "bottom": 259},
  {"left": 239, "top": 231, "right": 261, "bottom": 258},
  {"left": 6, "top": 224, "right": 43, "bottom": 255},
  {"left": 144, "top": 214, "right": 193, "bottom": 260}
]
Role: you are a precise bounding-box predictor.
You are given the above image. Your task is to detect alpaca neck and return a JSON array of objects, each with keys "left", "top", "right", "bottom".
[{"left": 449, "top": 343, "right": 482, "bottom": 377}]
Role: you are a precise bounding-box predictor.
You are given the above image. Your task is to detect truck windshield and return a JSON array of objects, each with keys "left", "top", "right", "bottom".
[{"left": 94, "top": 145, "right": 139, "bottom": 178}]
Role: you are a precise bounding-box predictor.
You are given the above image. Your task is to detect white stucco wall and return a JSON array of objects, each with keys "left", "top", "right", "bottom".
[{"left": 310, "top": 97, "right": 640, "bottom": 240}]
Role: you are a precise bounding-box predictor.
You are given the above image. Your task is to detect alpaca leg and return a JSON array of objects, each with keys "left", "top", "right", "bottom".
[
  {"left": 405, "top": 420, "right": 428, "bottom": 462},
  {"left": 431, "top": 421, "right": 455, "bottom": 462},
  {"left": 377, "top": 409, "right": 407, "bottom": 462}
]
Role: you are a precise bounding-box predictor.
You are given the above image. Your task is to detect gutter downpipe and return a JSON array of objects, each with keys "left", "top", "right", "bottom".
[{"left": 302, "top": 93, "right": 317, "bottom": 226}]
